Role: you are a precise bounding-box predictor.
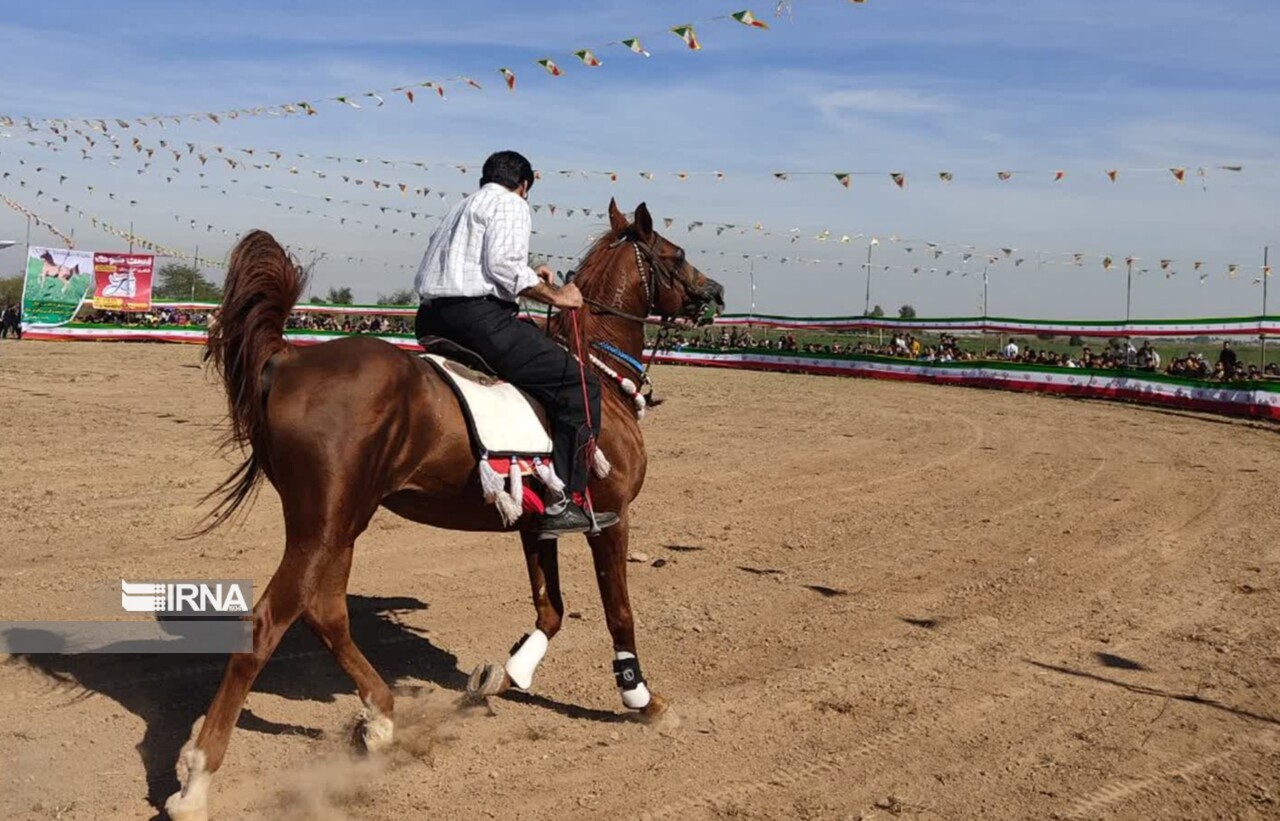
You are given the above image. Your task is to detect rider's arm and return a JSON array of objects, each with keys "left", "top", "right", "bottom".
[{"left": 520, "top": 281, "right": 583, "bottom": 309}]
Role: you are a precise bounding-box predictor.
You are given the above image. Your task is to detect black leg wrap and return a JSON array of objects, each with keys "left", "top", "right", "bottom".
[{"left": 612, "top": 656, "right": 646, "bottom": 692}]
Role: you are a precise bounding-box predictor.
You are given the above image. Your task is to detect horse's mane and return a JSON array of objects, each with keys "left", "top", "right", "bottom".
[{"left": 549, "top": 227, "right": 644, "bottom": 368}]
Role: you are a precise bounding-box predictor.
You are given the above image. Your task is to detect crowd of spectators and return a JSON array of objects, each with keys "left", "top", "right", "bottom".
[
  {"left": 67, "top": 308, "right": 413, "bottom": 336},
  {"left": 666, "top": 328, "right": 1279, "bottom": 383},
  {"left": 285, "top": 312, "right": 412, "bottom": 335}
]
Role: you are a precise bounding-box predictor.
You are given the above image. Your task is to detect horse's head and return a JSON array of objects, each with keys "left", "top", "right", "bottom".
[{"left": 608, "top": 199, "right": 724, "bottom": 325}]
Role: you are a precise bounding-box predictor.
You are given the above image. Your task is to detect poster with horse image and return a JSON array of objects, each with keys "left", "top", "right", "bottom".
[
  {"left": 92, "top": 252, "right": 154, "bottom": 311},
  {"left": 22, "top": 246, "right": 94, "bottom": 326}
]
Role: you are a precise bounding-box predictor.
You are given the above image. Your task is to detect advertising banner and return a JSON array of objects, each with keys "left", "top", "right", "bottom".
[
  {"left": 92, "top": 252, "right": 155, "bottom": 311},
  {"left": 21, "top": 246, "right": 94, "bottom": 326}
]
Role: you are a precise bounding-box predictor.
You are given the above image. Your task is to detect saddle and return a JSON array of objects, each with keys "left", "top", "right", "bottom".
[
  {"left": 418, "top": 337, "right": 611, "bottom": 527},
  {"left": 419, "top": 335, "right": 497, "bottom": 378},
  {"left": 419, "top": 336, "right": 553, "bottom": 457}
]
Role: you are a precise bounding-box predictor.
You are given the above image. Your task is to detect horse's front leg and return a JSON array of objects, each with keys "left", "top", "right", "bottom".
[
  {"left": 587, "top": 513, "right": 669, "bottom": 721},
  {"left": 467, "top": 531, "right": 565, "bottom": 698}
]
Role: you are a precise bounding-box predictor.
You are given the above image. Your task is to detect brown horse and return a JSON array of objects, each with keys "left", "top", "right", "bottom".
[{"left": 164, "top": 200, "right": 724, "bottom": 820}]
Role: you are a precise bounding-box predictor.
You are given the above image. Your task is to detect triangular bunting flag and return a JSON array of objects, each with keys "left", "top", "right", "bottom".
[
  {"left": 537, "top": 59, "right": 563, "bottom": 77},
  {"left": 1106, "top": 169, "right": 1118, "bottom": 182},
  {"left": 1053, "top": 170, "right": 1066, "bottom": 181},
  {"left": 499, "top": 68, "right": 516, "bottom": 91},
  {"left": 938, "top": 171, "right": 953, "bottom": 182},
  {"left": 621, "top": 38, "right": 651, "bottom": 57},
  {"left": 671, "top": 25, "right": 701, "bottom": 50},
  {"left": 773, "top": 172, "right": 789, "bottom": 181},
  {"left": 834, "top": 172, "right": 851, "bottom": 188},
  {"left": 890, "top": 172, "right": 905, "bottom": 188},
  {"left": 997, "top": 171, "right": 1013, "bottom": 181},
  {"left": 1170, "top": 167, "right": 1186, "bottom": 183},
  {"left": 731, "top": 10, "right": 770, "bottom": 29},
  {"left": 575, "top": 49, "right": 602, "bottom": 67}
]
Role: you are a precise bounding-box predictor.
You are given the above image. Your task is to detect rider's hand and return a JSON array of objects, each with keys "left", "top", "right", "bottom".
[
  {"left": 535, "top": 265, "right": 557, "bottom": 285},
  {"left": 553, "top": 283, "right": 584, "bottom": 310}
]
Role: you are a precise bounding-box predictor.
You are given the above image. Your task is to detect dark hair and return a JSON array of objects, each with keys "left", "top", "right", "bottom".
[{"left": 481, "top": 150, "right": 535, "bottom": 192}]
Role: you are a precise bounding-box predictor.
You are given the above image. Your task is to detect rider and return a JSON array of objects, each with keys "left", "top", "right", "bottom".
[{"left": 414, "top": 150, "right": 618, "bottom": 538}]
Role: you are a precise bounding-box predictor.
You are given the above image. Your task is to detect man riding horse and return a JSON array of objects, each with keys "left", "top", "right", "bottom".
[{"left": 413, "top": 150, "right": 618, "bottom": 538}]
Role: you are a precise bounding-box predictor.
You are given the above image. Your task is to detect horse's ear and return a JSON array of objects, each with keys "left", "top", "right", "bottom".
[
  {"left": 634, "top": 202, "right": 654, "bottom": 241},
  {"left": 608, "top": 198, "right": 628, "bottom": 233}
]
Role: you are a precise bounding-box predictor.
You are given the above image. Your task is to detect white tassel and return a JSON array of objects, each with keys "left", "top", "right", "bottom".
[
  {"left": 494, "top": 492, "right": 522, "bottom": 526},
  {"left": 620, "top": 377, "right": 637, "bottom": 395},
  {"left": 508, "top": 460, "right": 524, "bottom": 516},
  {"left": 534, "top": 458, "right": 565, "bottom": 495},
  {"left": 593, "top": 448, "right": 612, "bottom": 478},
  {"left": 478, "top": 457, "right": 505, "bottom": 502}
]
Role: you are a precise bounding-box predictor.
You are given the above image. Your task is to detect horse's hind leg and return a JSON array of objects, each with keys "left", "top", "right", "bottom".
[
  {"left": 467, "top": 531, "right": 565, "bottom": 698},
  {"left": 301, "top": 542, "right": 395, "bottom": 751},
  {"left": 587, "top": 514, "right": 669, "bottom": 721},
  {"left": 163, "top": 541, "right": 317, "bottom": 821}
]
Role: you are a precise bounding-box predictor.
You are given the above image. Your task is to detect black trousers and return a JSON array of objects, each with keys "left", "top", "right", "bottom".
[{"left": 416, "top": 298, "right": 601, "bottom": 496}]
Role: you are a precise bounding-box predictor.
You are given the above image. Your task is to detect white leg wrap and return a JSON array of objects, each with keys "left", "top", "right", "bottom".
[
  {"left": 164, "top": 746, "right": 211, "bottom": 821},
  {"left": 359, "top": 698, "right": 394, "bottom": 753},
  {"left": 504, "top": 629, "right": 549, "bottom": 691},
  {"left": 615, "top": 651, "right": 652, "bottom": 710}
]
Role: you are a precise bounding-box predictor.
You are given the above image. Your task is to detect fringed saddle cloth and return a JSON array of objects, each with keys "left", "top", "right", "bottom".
[{"left": 422, "top": 355, "right": 610, "bottom": 525}]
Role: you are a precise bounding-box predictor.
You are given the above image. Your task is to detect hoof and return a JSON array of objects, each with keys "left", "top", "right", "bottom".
[
  {"left": 466, "top": 662, "right": 513, "bottom": 701},
  {"left": 164, "top": 793, "right": 208, "bottom": 821},
  {"left": 166, "top": 745, "right": 210, "bottom": 821},
  {"left": 354, "top": 704, "right": 395, "bottom": 754},
  {"left": 637, "top": 691, "right": 670, "bottom": 724}
]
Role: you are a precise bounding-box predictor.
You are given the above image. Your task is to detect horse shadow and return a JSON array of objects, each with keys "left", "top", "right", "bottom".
[
  {"left": 5, "top": 594, "right": 466, "bottom": 814},
  {"left": 8, "top": 593, "right": 629, "bottom": 815}
]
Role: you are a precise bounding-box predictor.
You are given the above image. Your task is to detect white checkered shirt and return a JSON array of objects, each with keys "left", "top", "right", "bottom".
[{"left": 413, "top": 183, "right": 540, "bottom": 304}]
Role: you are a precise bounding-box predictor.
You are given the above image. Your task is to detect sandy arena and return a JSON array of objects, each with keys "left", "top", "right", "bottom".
[{"left": 1, "top": 341, "right": 1277, "bottom": 820}]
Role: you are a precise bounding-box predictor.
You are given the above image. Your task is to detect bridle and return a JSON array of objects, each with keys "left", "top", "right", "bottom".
[
  {"left": 560, "top": 231, "right": 717, "bottom": 412},
  {"left": 580, "top": 232, "right": 715, "bottom": 327}
]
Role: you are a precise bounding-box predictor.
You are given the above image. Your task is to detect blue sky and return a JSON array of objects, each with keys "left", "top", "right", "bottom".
[{"left": 1, "top": 0, "right": 1278, "bottom": 318}]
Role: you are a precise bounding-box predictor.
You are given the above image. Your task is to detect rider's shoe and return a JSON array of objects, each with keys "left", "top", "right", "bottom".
[{"left": 533, "top": 503, "right": 619, "bottom": 539}]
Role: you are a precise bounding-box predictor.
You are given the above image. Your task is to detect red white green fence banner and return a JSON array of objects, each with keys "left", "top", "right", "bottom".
[
  {"left": 20, "top": 324, "right": 1280, "bottom": 422},
  {"left": 45, "top": 303, "right": 1280, "bottom": 337}
]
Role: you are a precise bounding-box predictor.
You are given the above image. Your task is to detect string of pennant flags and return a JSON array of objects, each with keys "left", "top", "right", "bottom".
[
  {"left": 4, "top": 138, "right": 1263, "bottom": 276},
  {"left": 0, "top": 193, "right": 75, "bottom": 247},
  {"left": 0, "top": 4, "right": 863, "bottom": 130},
  {"left": 0, "top": 184, "right": 378, "bottom": 268},
  {"left": 11, "top": 123, "right": 1256, "bottom": 193},
  {"left": 686, "top": 249, "right": 1273, "bottom": 284},
  {"left": 4, "top": 157, "right": 1271, "bottom": 285}
]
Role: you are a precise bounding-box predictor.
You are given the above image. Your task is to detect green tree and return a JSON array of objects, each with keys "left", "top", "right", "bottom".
[
  {"left": 325, "top": 286, "right": 354, "bottom": 305},
  {"left": 377, "top": 288, "right": 417, "bottom": 306},
  {"left": 869, "top": 304, "right": 885, "bottom": 318},
  {"left": 0, "top": 274, "right": 22, "bottom": 306},
  {"left": 898, "top": 304, "right": 917, "bottom": 319},
  {"left": 152, "top": 263, "right": 224, "bottom": 302}
]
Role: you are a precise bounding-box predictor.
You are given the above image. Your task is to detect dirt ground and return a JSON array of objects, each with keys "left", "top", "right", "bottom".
[{"left": 0, "top": 341, "right": 1277, "bottom": 821}]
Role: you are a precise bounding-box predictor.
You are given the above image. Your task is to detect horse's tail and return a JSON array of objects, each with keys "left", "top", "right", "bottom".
[{"left": 197, "top": 230, "right": 306, "bottom": 534}]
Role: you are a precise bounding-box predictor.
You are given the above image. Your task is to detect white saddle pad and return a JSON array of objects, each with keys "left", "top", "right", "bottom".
[{"left": 424, "top": 354, "right": 553, "bottom": 457}]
